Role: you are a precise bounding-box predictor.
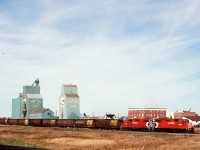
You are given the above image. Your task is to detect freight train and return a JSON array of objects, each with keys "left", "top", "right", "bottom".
[{"left": 0, "top": 118, "right": 194, "bottom": 133}]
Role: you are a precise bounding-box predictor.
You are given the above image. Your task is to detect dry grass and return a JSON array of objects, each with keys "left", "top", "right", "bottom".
[
  {"left": 0, "top": 125, "right": 200, "bottom": 150},
  {"left": 194, "top": 128, "right": 200, "bottom": 134}
]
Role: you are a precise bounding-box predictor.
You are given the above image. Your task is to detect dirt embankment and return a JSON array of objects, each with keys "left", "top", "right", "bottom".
[{"left": 0, "top": 125, "right": 200, "bottom": 150}]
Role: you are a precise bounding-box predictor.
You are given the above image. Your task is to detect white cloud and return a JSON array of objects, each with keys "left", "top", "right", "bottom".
[{"left": 0, "top": 0, "right": 200, "bottom": 117}]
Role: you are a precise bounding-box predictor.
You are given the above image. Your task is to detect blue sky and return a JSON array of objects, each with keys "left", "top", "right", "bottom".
[{"left": 0, "top": 0, "right": 200, "bottom": 117}]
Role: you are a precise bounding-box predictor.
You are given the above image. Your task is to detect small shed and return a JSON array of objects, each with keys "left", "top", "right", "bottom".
[{"left": 29, "top": 108, "right": 54, "bottom": 119}]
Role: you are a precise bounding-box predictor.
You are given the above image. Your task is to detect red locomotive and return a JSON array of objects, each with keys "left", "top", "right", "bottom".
[
  {"left": 121, "top": 118, "right": 194, "bottom": 133},
  {"left": 154, "top": 118, "right": 193, "bottom": 132}
]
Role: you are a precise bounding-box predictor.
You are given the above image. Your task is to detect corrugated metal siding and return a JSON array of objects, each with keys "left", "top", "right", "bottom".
[
  {"left": 12, "top": 97, "right": 21, "bottom": 119},
  {"left": 26, "top": 98, "right": 43, "bottom": 119}
]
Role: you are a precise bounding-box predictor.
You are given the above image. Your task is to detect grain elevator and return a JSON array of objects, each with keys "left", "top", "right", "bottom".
[
  {"left": 59, "top": 84, "right": 80, "bottom": 119},
  {"left": 12, "top": 79, "right": 54, "bottom": 119}
]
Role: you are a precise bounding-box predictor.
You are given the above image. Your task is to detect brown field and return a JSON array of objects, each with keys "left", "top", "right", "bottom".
[{"left": 0, "top": 125, "right": 200, "bottom": 150}]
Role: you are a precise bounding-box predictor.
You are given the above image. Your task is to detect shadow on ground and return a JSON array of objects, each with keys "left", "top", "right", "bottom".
[{"left": 0, "top": 144, "right": 46, "bottom": 150}]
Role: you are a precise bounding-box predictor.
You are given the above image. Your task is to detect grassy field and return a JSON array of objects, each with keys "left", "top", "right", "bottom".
[{"left": 0, "top": 125, "right": 200, "bottom": 150}]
